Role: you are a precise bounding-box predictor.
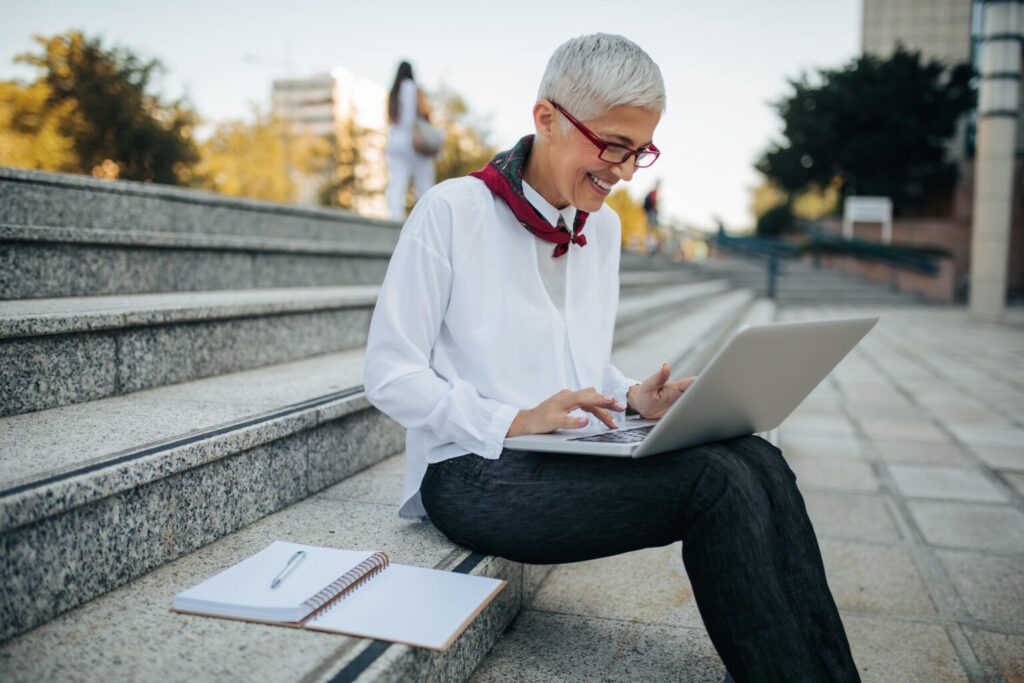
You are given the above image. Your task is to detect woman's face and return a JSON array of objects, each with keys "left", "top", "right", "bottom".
[{"left": 544, "top": 103, "right": 661, "bottom": 213}]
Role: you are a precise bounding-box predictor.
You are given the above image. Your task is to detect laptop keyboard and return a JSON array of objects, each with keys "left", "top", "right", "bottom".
[{"left": 568, "top": 425, "right": 654, "bottom": 444}]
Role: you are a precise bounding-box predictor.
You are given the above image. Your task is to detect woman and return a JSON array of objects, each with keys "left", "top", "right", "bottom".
[
  {"left": 364, "top": 34, "right": 860, "bottom": 682},
  {"left": 385, "top": 61, "right": 436, "bottom": 220}
]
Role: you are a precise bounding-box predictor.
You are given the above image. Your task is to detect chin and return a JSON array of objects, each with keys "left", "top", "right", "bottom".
[{"left": 578, "top": 196, "right": 605, "bottom": 213}]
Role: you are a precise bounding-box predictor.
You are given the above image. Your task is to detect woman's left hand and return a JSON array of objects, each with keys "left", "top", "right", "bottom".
[{"left": 627, "top": 363, "right": 696, "bottom": 419}]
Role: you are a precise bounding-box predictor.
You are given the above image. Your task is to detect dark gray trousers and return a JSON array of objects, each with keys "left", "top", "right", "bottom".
[{"left": 420, "top": 435, "right": 860, "bottom": 682}]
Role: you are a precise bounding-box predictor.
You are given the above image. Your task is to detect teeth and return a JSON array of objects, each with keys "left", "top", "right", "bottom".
[{"left": 588, "top": 173, "right": 613, "bottom": 191}]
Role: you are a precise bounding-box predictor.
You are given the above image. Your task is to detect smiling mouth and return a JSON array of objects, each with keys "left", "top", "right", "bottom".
[{"left": 587, "top": 172, "right": 615, "bottom": 194}]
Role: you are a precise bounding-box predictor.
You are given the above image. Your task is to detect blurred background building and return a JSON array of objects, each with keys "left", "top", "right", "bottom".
[
  {"left": 860, "top": 0, "right": 1024, "bottom": 300},
  {"left": 271, "top": 67, "right": 388, "bottom": 216}
]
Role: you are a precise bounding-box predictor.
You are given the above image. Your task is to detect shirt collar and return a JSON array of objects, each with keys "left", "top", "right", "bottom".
[{"left": 522, "top": 179, "right": 577, "bottom": 229}]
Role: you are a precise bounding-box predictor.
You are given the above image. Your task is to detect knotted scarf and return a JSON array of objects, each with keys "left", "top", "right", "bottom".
[{"left": 470, "top": 135, "right": 588, "bottom": 257}]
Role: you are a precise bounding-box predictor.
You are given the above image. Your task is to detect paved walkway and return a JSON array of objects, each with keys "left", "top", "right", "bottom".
[{"left": 472, "top": 306, "right": 1024, "bottom": 683}]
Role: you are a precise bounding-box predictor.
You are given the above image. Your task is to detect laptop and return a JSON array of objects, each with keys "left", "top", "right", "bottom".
[{"left": 503, "top": 317, "right": 877, "bottom": 458}]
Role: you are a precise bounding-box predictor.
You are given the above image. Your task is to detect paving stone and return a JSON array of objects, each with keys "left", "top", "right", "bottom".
[
  {"left": 937, "top": 550, "right": 1024, "bottom": 623},
  {"left": 1003, "top": 471, "right": 1024, "bottom": 496},
  {"left": 844, "top": 401, "right": 925, "bottom": 421},
  {"left": 907, "top": 501, "right": 1024, "bottom": 553},
  {"left": 469, "top": 610, "right": 724, "bottom": 683},
  {"left": 970, "top": 445, "right": 1024, "bottom": 471},
  {"left": 869, "top": 439, "right": 973, "bottom": 466},
  {"left": 888, "top": 465, "right": 1010, "bottom": 503},
  {"left": 778, "top": 433, "right": 867, "bottom": 461},
  {"left": 819, "top": 540, "right": 937, "bottom": 616},
  {"left": 802, "top": 492, "right": 902, "bottom": 543},
  {"left": 529, "top": 543, "right": 704, "bottom": 629},
  {"left": 841, "top": 613, "right": 969, "bottom": 683},
  {"left": 926, "top": 404, "right": 1015, "bottom": 424},
  {"left": 858, "top": 418, "right": 952, "bottom": 444},
  {"left": 789, "top": 460, "right": 880, "bottom": 493},
  {"left": 778, "top": 414, "right": 856, "bottom": 438},
  {"left": 976, "top": 631, "right": 1024, "bottom": 682},
  {"left": 948, "top": 424, "right": 1024, "bottom": 449}
]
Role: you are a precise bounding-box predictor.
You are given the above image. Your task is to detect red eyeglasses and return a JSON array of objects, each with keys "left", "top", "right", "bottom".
[{"left": 550, "top": 101, "right": 661, "bottom": 168}]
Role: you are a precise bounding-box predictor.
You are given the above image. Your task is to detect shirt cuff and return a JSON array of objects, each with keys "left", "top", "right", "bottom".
[
  {"left": 603, "top": 369, "right": 639, "bottom": 415},
  {"left": 479, "top": 402, "right": 520, "bottom": 459}
]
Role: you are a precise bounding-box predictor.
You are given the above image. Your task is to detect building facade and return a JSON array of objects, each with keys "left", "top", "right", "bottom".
[
  {"left": 861, "top": 0, "right": 1024, "bottom": 300},
  {"left": 271, "top": 68, "right": 388, "bottom": 217}
]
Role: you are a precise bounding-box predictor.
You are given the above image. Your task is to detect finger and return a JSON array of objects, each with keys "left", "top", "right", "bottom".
[
  {"left": 568, "top": 388, "right": 626, "bottom": 412},
  {"left": 643, "top": 362, "right": 671, "bottom": 389},
  {"left": 558, "top": 414, "right": 590, "bottom": 430},
  {"left": 671, "top": 377, "right": 696, "bottom": 392},
  {"left": 583, "top": 405, "right": 619, "bottom": 430}
]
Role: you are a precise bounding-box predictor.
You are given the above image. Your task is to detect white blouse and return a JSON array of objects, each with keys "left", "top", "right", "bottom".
[{"left": 363, "top": 175, "right": 637, "bottom": 520}]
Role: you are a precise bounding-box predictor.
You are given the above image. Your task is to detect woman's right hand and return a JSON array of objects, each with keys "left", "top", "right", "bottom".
[{"left": 506, "top": 388, "right": 627, "bottom": 437}]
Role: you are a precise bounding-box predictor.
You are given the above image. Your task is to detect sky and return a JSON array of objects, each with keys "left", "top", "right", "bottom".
[{"left": 0, "top": 0, "right": 862, "bottom": 230}]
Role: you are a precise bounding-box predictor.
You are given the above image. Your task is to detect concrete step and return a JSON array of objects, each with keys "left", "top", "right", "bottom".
[
  {"left": 611, "top": 289, "right": 757, "bottom": 381},
  {"left": 0, "top": 286, "right": 378, "bottom": 417},
  {"left": 615, "top": 280, "right": 730, "bottom": 345},
  {"left": 0, "top": 280, "right": 729, "bottom": 418},
  {"left": 0, "top": 167, "right": 401, "bottom": 245},
  {"left": 0, "top": 223, "right": 394, "bottom": 299},
  {"left": 0, "top": 348, "right": 405, "bottom": 641},
  {"left": 0, "top": 455, "right": 531, "bottom": 683}
]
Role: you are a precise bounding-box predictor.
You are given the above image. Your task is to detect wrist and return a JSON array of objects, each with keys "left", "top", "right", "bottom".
[
  {"left": 626, "top": 384, "right": 641, "bottom": 417},
  {"left": 507, "top": 409, "right": 531, "bottom": 437}
]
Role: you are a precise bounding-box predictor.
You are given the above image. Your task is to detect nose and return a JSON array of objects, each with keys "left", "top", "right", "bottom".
[{"left": 610, "top": 160, "right": 636, "bottom": 182}]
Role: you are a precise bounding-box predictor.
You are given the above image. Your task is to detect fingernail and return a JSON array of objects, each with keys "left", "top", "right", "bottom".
[
  {"left": 610, "top": 420, "right": 619, "bottom": 429},
  {"left": 614, "top": 402, "right": 626, "bottom": 411},
  {"left": 603, "top": 394, "right": 614, "bottom": 401},
  {"left": 577, "top": 417, "right": 588, "bottom": 425}
]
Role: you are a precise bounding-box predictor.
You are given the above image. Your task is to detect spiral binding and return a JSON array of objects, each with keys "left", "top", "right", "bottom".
[{"left": 303, "top": 551, "right": 390, "bottom": 621}]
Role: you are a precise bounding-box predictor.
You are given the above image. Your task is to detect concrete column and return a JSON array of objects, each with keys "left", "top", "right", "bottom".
[{"left": 970, "top": 0, "right": 1023, "bottom": 321}]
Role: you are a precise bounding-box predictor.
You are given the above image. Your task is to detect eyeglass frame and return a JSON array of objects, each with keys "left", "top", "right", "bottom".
[{"left": 549, "top": 100, "right": 661, "bottom": 168}]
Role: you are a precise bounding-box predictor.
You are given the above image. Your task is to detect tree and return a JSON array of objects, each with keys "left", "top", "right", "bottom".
[
  {"left": 606, "top": 188, "right": 648, "bottom": 250},
  {"left": 0, "top": 80, "right": 77, "bottom": 171},
  {"left": 10, "top": 30, "right": 198, "bottom": 184},
  {"left": 318, "top": 112, "right": 385, "bottom": 213},
  {"left": 756, "top": 47, "right": 974, "bottom": 216},
  {"left": 430, "top": 85, "right": 497, "bottom": 183},
  {"left": 192, "top": 108, "right": 342, "bottom": 204}
]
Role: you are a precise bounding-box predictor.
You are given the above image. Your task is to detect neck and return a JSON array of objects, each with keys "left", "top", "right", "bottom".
[{"left": 522, "top": 137, "right": 569, "bottom": 209}]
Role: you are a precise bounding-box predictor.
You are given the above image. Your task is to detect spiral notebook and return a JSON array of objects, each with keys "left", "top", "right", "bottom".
[{"left": 172, "top": 540, "right": 506, "bottom": 650}]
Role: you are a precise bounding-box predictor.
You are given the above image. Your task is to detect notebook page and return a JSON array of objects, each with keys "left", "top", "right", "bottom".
[
  {"left": 173, "top": 541, "right": 375, "bottom": 622},
  {"left": 307, "top": 563, "right": 505, "bottom": 650}
]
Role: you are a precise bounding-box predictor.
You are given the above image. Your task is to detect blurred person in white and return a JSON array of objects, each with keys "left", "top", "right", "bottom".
[
  {"left": 364, "top": 34, "right": 859, "bottom": 683},
  {"left": 385, "top": 61, "right": 436, "bottom": 219}
]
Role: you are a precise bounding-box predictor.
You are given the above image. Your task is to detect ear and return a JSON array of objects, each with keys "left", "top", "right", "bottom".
[{"left": 532, "top": 100, "right": 557, "bottom": 143}]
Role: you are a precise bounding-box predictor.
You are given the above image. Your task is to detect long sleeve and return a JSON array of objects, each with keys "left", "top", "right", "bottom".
[
  {"left": 602, "top": 363, "right": 639, "bottom": 411},
  {"left": 363, "top": 194, "right": 520, "bottom": 460}
]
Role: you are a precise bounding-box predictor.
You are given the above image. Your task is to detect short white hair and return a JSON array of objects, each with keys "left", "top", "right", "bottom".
[{"left": 538, "top": 33, "right": 666, "bottom": 134}]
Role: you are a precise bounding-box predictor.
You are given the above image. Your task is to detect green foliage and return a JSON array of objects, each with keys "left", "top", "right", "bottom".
[
  {"left": 193, "top": 110, "right": 303, "bottom": 202},
  {"left": 11, "top": 30, "right": 198, "bottom": 184},
  {"left": 430, "top": 85, "right": 497, "bottom": 183},
  {"left": 757, "top": 47, "right": 975, "bottom": 215},
  {"left": 756, "top": 203, "right": 796, "bottom": 238},
  {"left": 0, "top": 80, "right": 78, "bottom": 171},
  {"left": 318, "top": 116, "right": 385, "bottom": 212}
]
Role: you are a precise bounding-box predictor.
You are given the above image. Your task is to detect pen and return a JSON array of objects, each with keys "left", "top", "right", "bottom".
[{"left": 270, "top": 550, "right": 306, "bottom": 589}]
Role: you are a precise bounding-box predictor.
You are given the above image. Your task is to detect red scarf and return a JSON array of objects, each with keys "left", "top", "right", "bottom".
[{"left": 470, "top": 135, "right": 588, "bottom": 258}]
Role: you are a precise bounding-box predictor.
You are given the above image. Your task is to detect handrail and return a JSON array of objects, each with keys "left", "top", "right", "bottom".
[{"left": 800, "top": 222, "right": 947, "bottom": 276}]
